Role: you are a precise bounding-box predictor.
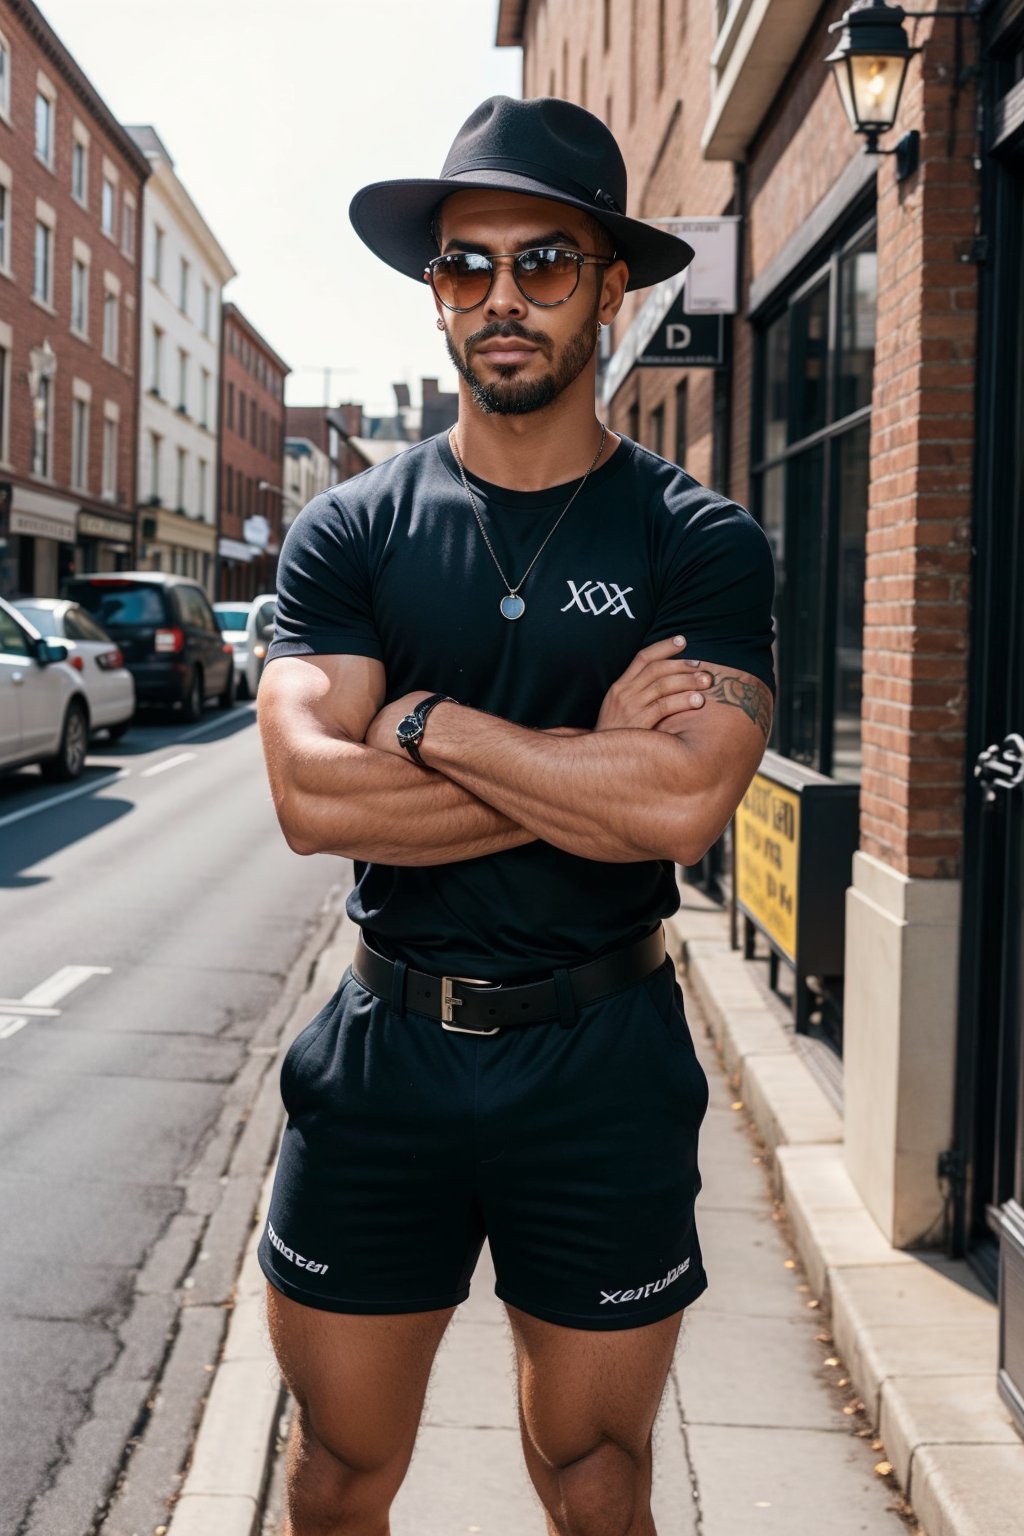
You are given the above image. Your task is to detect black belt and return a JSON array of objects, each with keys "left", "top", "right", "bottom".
[{"left": 352, "top": 928, "right": 666, "bottom": 1035}]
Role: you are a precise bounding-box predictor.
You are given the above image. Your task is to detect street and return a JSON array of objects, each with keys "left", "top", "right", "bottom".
[{"left": 0, "top": 704, "right": 341, "bottom": 1536}]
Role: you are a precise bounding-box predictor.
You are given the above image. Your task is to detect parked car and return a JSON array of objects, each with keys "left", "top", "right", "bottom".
[
  {"left": 213, "top": 592, "right": 276, "bottom": 698},
  {"left": 0, "top": 594, "right": 91, "bottom": 780},
  {"left": 14, "top": 598, "right": 135, "bottom": 740},
  {"left": 62, "top": 573, "right": 235, "bottom": 721}
]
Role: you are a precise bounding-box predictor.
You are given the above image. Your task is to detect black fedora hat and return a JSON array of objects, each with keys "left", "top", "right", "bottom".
[{"left": 349, "top": 95, "right": 694, "bottom": 294}]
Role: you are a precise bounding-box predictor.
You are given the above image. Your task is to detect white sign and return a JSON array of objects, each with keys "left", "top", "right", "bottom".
[
  {"left": 649, "top": 217, "right": 740, "bottom": 314},
  {"left": 243, "top": 515, "right": 270, "bottom": 551},
  {"left": 11, "top": 510, "right": 76, "bottom": 543}
]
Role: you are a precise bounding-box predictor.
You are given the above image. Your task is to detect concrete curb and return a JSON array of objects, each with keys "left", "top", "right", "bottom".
[
  {"left": 668, "top": 904, "right": 1024, "bottom": 1536},
  {"left": 164, "top": 915, "right": 360, "bottom": 1536}
]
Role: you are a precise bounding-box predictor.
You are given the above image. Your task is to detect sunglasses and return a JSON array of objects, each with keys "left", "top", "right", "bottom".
[{"left": 424, "top": 246, "right": 614, "bottom": 312}]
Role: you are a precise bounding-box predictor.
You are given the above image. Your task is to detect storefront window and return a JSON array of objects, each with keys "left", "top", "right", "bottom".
[{"left": 753, "top": 215, "right": 875, "bottom": 780}]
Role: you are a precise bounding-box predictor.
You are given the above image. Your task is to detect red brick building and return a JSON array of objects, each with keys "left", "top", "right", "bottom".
[
  {"left": 499, "top": 0, "right": 1024, "bottom": 1453},
  {"left": 0, "top": 0, "right": 148, "bottom": 598},
  {"left": 217, "top": 301, "right": 288, "bottom": 599}
]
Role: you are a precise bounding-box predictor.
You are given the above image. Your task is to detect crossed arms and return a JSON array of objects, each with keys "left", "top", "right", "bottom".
[{"left": 258, "top": 636, "right": 774, "bottom": 869}]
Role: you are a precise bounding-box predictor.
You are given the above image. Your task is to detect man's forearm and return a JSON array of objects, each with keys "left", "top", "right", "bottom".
[
  {"left": 277, "top": 736, "right": 533, "bottom": 865},
  {"left": 420, "top": 704, "right": 704, "bottom": 864}
]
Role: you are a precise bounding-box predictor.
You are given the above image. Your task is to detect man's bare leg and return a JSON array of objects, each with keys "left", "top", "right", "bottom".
[
  {"left": 267, "top": 1283, "right": 454, "bottom": 1536},
  {"left": 505, "top": 1303, "right": 683, "bottom": 1536}
]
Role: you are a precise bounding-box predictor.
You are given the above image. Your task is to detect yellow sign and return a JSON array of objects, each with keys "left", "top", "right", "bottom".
[{"left": 736, "top": 774, "right": 800, "bottom": 961}]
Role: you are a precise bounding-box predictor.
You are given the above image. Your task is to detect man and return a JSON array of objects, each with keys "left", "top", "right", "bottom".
[{"left": 258, "top": 96, "right": 775, "bottom": 1536}]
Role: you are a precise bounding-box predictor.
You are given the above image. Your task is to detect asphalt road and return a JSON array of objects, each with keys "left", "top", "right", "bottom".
[{"left": 0, "top": 702, "right": 343, "bottom": 1536}]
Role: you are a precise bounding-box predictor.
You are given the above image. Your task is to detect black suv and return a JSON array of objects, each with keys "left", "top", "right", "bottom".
[{"left": 63, "top": 573, "right": 235, "bottom": 720}]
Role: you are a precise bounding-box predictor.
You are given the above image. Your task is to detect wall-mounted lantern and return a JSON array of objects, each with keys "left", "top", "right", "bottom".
[{"left": 826, "top": 0, "right": 979, "bottom": 182}]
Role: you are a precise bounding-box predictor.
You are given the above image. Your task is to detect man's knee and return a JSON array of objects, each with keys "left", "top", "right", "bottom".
[
  {"left": 551, "top": 1438, "right": 647, "bottom": 1536},
  {"left": 288, "top": 1402, "right": 411, "bottom": 1529}
]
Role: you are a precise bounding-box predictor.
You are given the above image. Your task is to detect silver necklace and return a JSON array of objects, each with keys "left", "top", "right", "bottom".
[{"left": 449, "top": 423, "right": 608, "bottom": 621}]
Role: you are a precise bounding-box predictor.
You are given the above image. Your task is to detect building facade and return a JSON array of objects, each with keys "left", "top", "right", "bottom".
[
  {"left": 499, "top": 0, "right": 1024, "bottom": 1433},
  {"left": 0, "top": 0, "right": 148, "bottom": 599},
  {"left": 128, "top": 125, "right": 234, "bottom": 597},
  {"left": 283, "top": 434, "right": 330, "bottom": 527},
  {"left": 218, "top": 302, "right": 288, "bottom": 600}
]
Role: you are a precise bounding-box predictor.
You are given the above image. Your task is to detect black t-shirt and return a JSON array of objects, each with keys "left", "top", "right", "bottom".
[{"left": 267, "top": 432, "right": 775, "bottom": 980}]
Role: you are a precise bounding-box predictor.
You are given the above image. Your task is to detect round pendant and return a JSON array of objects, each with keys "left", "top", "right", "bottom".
[{"left": 500, "top": 593, "right": 526, "bottom": 621}]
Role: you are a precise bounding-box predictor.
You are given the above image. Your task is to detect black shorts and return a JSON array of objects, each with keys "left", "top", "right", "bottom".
[{"left": 258, "top": 955, "right": 710, "bottom": 1330}]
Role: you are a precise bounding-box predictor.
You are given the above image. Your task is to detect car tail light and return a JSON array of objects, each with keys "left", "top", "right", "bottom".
[
  {"left": 154, "top": 627, "right": 184, "bottom": 653},
  {"left": 68, "top": 653, "right": 84, "bottom": 671},
  {"left": 95, "top": 648, "right": 124, "bottom": 671},
  {"left": 222, "top": 642, "right": 233, "bottom": 654}
]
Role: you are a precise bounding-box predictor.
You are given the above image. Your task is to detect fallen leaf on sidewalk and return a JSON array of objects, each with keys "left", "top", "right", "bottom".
[
  {"left": 730, "top": 1100, "right": 743, "bottom": 1110},
  {"left": 807, "top": 1299, "right": 820, "bottom": 1309},
  {"left": 872, "top": 1439, "right": 884, "bottom": 1451},
  {"left": 784, "top": 1259, "right": 797, "bottom": 1269},
  {"left": 823, "top": 1356, "right": 840, "bottom": 1367},
  {"left": 874, "top": 1461, "right": 893, "bottom": 1477}
]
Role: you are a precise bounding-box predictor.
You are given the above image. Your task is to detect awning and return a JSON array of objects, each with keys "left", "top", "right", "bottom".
[{"left": 10, "top": 485, "right": 78, "bottom": 543}]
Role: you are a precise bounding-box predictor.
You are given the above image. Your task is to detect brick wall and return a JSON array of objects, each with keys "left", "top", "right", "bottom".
[
  {"left": 0, "top": 0, "right": 146, "bottom": 512},
  {"left": 219, "top": 303, "right": 288, "bottom": 564}
]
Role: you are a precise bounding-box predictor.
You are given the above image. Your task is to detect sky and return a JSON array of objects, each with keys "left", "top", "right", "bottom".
[{"left": 38, "top": 0, "right": 522, "bottom": 415}]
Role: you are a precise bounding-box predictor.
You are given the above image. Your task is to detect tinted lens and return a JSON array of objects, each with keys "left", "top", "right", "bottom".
[
  {"left": 513, "top": 248, "right": 582, "bottom": 303},
  {"left": 430, "top": 253, "right": 493, "bottom": 311}
]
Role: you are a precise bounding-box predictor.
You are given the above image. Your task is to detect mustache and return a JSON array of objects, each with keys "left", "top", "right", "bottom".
[{"left": 465, "top": 320, "right": 552, "bottom": 358}]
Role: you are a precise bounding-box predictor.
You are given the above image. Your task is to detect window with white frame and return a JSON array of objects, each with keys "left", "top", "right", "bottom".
[
  {"left": 149, "top": 431, "right": 162, "bottom": 500},
  {"left": 103, "top": 285, "right": 118, "bottom": 362},
  {"left": 32, "top": 374, "right": 52, "bottom": 477},
  {"left": 101, "top": 175, "right": 116, "bottom": 237},
  {"left": 35, "top": 91, "right": 54, "bottom": 167},
  {"left": 198, "top": 458, "right": 208, "bottom": 519},
  {"left": 71, "top": 255, "right": 89, "bottom": 336},
  {"left": 121, "top": 193, "right": 135, "bottom": 259},
  {"left": 0, "top": 180, "right": 9, "bottom": 274},
  {"left": 71, "top": 393, "right": 89, "bottom": 491},
  {"left": 178, "top": 348, "right": 188, "bottom": 412},
  {"left": 71, "top": 124, "right": 89, "bottom": 205},
  {"left": 102, "top": 407, "right": 118, "bottom": 500},
  {"left": 150, "top": 324, "right": 163, "bottom": 394},
  {"left": 179, "top": 256, "right": 189, "bottom": 314},
  {"left": 0, "top": 332, "right": 9, "bottom": 464},
  {"left": 33, "top": 220, "right": 53, "bottom": 305},
  {"left": 199, "top": 366, "right": 210, "bottom": 428},
  {"left": 176, "top": 445, "right": 186, "bottom": 509},
  {"left": 152, "top": 223, "right": 164, "bottom": 285},
  {"left": 202, "top": 281, "right": 212, "bottom": 337},
  {"left": 0, "top": 34, "right": 10, "bottom": 120}
]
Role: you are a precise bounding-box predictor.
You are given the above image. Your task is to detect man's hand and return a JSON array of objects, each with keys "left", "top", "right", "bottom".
[{"left": 597, "top": 636, "right": 715, "bottom": 733}]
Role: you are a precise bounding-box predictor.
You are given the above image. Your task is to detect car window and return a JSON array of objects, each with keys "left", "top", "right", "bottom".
[
  {"left": 14, "top": 605, "right": 52, "bottom": 635},
  {"left": 69, "top": 583, "right": 167, "bottom": 628},
  {"left": 65, "top": 607, "right": 111, "bottom": 643},
  {"left": 215, "top": 609, "right": 249, "bottom": 631},
  {"left": 179, "top": 586, "right": 210, "bottom": 630},
  {"left": 255, "top": 601, "right": 276, "bottom": 638},
  {"left": 0, "top": 608, "right": 32, "bottom": 658},
  {"left": 193, "top": 591, "right": 219, "bottom": 633}
]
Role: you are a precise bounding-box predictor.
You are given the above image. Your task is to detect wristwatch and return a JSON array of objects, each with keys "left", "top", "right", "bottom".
[{"left": 395, "top": 693, "right": 454, "bottom": 767}]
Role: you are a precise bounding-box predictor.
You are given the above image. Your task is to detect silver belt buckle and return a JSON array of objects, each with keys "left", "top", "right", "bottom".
[{"left": 440, "top": 975, "right": 502, "bottom": 1035}]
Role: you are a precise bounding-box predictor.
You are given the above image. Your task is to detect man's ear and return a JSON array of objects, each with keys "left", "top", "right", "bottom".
[{"left": 598, "top": 259, "right": 629, "bottom": 326}]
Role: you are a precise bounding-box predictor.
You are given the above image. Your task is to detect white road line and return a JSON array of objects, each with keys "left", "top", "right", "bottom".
[
  {"left": 21, "top": 965, "right": 113, "bottom": 1008},
  {"left": 0, "top": 768, "right": 129, "bottom": 831},
  {"left": 141, "top": 752, "right": 197, "bottom": 778},
  {"left": 0, "top": 1001, "right": 61, "bottom": 1017},
  {"left": 0, "top": 1017, "right": 29, "bottom": 1041},
  {"left": 175, "top": 703, "right": 256, "bottom": 744}
]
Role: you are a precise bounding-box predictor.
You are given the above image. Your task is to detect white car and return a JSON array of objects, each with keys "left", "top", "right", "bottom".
[
  {"left": 0, "top": 595, "right": 91, "bottom": 780},
  {"left": 213, "top": 594, "right": 276, "bottom": 699},
  {"left": 15, "top": 598, "right": 135, "bottom": 740}
]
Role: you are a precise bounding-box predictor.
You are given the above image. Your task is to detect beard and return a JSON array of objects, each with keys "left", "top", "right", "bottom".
[{"left": 443, "top": 300, "right": 599, "bottom": 416}]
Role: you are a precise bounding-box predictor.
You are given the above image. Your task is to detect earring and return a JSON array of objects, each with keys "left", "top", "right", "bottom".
[{"left": 436, "top": 317, "right": 445, "bottom": 331}]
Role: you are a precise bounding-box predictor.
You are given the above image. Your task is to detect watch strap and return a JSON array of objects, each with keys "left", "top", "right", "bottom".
[{"left": 398, "top": 692, "right": 454, "bottom": 766}]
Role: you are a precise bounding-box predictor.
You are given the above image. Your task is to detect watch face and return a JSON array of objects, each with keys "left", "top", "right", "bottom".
[{"left": 396, "top": 713, "right": 421, "bottom": 745}]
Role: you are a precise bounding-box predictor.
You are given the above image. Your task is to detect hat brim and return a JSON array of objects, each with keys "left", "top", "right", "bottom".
[{"left": 349, "top": 171, "right": 694, "bottom": 293}]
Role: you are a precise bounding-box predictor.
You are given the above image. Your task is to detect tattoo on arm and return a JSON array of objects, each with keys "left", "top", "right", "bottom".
[{"left": 705, "top": 672, "right": 774, "bottom": 739}]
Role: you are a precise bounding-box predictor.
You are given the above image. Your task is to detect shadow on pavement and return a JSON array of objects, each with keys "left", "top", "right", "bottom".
[{"left": 0, "top": 774, "right": 133, "bottom": 889}]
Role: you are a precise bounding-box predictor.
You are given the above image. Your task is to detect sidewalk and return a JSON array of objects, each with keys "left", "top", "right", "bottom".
[{"left": 165, "top": 909, "right": 923, "bottom": 1535}]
